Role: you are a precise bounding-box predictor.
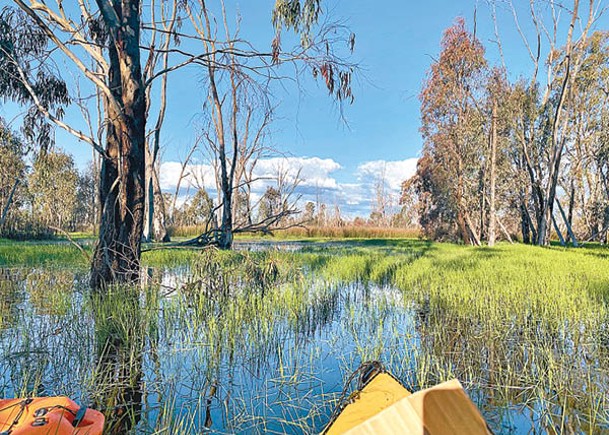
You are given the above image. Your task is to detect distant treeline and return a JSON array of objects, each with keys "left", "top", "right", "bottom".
[
  {"left": 0, "top": 122, "right": 95, "bottom": 239},
  {"left": 1, "top": 116, "right": 416, "bottom": 240}
]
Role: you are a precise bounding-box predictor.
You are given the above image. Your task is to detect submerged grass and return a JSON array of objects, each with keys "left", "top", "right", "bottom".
[{"left": 0, "top": 239, "right": 608, "bottom": 433}]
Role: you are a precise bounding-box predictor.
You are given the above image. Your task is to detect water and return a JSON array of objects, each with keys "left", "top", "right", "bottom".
[
  {"left": 0, "top": 255, "right": 608, "bottom": 434},
  {"left": 0, "top": 264, "right": 418, "bottom": 433}
]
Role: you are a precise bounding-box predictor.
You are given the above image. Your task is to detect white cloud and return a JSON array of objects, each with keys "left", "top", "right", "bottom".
[
  {"left": 356, "top": 158, "right": 418, "bottom": 192},
  {"left": 161, "top": 156, "right": 342, "bottom": 194},
  {"left": 339, "top": 183, "right": 367, "bottom": 207},
  {"left": 159, "top": 155, "right": 418, "bottom": 217},
  {"left": 160, "top": 161, "right": 216, "bottom": 191},
  {"left": 254, "top": 156, "right": 342, "bottom": 190},
  {"left": 334, "top": 158, "right": 419, "bottom": 216}
]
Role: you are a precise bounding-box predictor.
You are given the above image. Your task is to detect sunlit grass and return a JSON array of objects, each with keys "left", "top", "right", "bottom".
[{"left": 0, "top": 240, "right": 90, "bottom": 266}]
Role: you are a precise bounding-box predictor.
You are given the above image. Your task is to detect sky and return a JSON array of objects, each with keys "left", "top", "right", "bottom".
[{"left": 2, "top": 0, "right": 605, "bottom": 217}]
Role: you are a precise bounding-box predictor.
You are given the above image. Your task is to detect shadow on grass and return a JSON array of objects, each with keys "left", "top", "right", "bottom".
[
  {"left": 426, "top": 243, "right": 503, "bottom": 273},
  {"left": 579, "top": 243, "right": 609, "bottom": 260}
]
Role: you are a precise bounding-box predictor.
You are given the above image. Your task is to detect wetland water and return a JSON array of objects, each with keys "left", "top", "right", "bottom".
[{"left": 0, "top": 240, "right": 608, "bottom": 433}]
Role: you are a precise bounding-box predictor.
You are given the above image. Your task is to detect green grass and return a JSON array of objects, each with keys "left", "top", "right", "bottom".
[
  {"left": 1, "top": 239, "right": 608, "bottom": 432},
  {"left": 0, "top": 239, "right": 90, "bottom": 267}
]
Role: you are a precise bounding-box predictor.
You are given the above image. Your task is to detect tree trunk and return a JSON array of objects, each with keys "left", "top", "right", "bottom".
[
  {"left": 497, "top": 217, "right": 513, "bottom": 244},
  {"left": 456, "top": 158, "right": 471, "bottom": 245},
  {"left": 556, "top": 198, "right": 578, "bottom": 247},
  {"left": 478, "top": 168, "right": 486, "bottom": 241},
  {"left": 566, "top": 178, "right": 575, "bottom": 243},
  {"left": 602, "top": 207, "right": 609, "bottom": 244},
  {"left": 92, "top": 151, "right": 101, "bottom": 235},
  {"left": 0, "top": 178, "right": 19, "bottom": 229},
  {"left": 143, "top": 146, "right": 154, "bottom": 242},
  {"left": 520, "top": 197, "right": 531, "bottom": 244},
  {"left": 152, "top": 165, "right": 170, "bottom": 242},
  {"left": 90, "top": 1, "right": 146, "bottom": 289},
  {"left": 218, "top": 126, "right": 234, "bottom": 249},
  {"left": 218, "top": 192, "right": 233, "bottom": 249},
  {"left": 457, "top": 210, "right": 470, "bottom": 245},
  {"left": 464, "top": 211, "right": 481, "bottom": 246},
  {"left": 142, "top": 147, "right": 169, "bottom": 242},
  {"left": 537, "top": 141, "right": 564, "bottom": 246},
  {"left": 537, "top": 0, "right": 579, "bottom": 246},
  {"left": 551, "top": 213, "right": 566, "bottom": 246},
  {"left": 488, "top": 100, "right": 498, "bottom": 246}
]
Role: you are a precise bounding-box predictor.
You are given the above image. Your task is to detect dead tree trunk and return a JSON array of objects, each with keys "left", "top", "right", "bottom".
[
  {"left": 90, "top": 1, "right": 146, "bottom": 288},
  {"left": 0, "top": 178, "right": 19, "bottom": 229},
  {"left": 143, "top": 148, "right": 169, "bottom": 242},
  {"left": 488, "top": 99, "right": 498, "bottom": 246},
  {"left": 556, "top": 197, "right": 578, "bottom": 247},
  {"left": 152, "top": 165, "right": 170, "bottom": 242},
  {"left": 551, "top": 213, "right": 566, "bottom": 246}
]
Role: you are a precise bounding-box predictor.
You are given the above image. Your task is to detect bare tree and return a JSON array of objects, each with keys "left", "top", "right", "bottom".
[
  {"left": 177, "top": 0, "right": 355, "bottom": 248},
  {"left": 142, "top": 0, "right": 180, "bottom": 243},
  {"left": 1, "top": 0, "right": 355, "bottom": 286},
  {"left": 505, "top": 0, "right": 596, "bottom": 245}
]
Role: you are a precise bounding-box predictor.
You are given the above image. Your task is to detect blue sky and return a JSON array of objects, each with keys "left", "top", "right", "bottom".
[{"left": 2, "top": 0, "right": 604, "bottom": 216}]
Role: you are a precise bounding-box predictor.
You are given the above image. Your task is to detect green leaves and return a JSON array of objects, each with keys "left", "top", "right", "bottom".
[
  {"left": 272, "top": 0, "right": 321, "bottom": 38},
  {"left": 0, "top": 7, "right": 69, "bottom": 151}
]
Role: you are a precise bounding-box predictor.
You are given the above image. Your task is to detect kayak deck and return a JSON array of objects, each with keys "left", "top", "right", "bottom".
[
  {"left": 324, "top": 368, "right": 491, "bottom": 435},
  {"left": 0, "top": 396, "right": 104, "bottom": 435},
  {"left": 324, "top": 372, "right": 411, "bottom": 434}
]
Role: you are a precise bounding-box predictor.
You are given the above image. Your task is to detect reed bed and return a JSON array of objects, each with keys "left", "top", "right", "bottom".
[
  {"left": 165, "top": 224, "right": 421, "bottom": 240},
  {"left": 266, "top": 225, "right": 421, "bottom": 239}
]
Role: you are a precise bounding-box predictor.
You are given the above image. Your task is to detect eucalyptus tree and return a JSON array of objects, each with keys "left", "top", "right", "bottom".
[
  {"left": 176, "top": 187, "right": 214, "bottom": 228},
  {"left": 1, "top": 1, "right": 154, "bottom": 287},
  {"left": 500, "top": 0, "right": 597, "bottom": 245},
  {"left": 0, "top": 0, "right": 355, "bottom": 287},
  {"left": 563, "top": 30, "right": 609, "bottom": 242},
  {"left": 411, "top": 1, "right": 603, "bottom": 245},
  {"left": 0, "top": 119, "right": 26, "bottom": 229},
  {"left": 417, "top": 18, "right": 488, "bottom": 244},
  {"left": 187, "top": 0, "right": 355, "bottom": 249},
  {"left": 29, "top": 150, "right": 79, "bottom": 230}
]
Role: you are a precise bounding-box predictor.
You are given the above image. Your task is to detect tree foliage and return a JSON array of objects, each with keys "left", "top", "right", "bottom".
[
  {"left": 0, "top": 119, "right": 26, "bottom": 229},
  {"left": 175, "top": 188, "right": 215, "bottom": 228},
  {"left": 409, "top": 6, "right": 608, "bottom": 245},
  {"left": 0, "top": 8, "right": 69, "bottom": 150},
  {"left": 415, "top": 18, "right": 488, "bottom": 243},
  {"left": 29, "top": 150, "right": 79, "bottom": 230}
]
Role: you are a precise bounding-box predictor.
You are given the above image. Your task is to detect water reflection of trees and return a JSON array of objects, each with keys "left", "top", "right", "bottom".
[
  {"left": 0, "top": 269, "right": 24, "bottom": 331},
  {"left": 0, "top": 268, "right": 92, "bottom": 397},
  {"left": 83, "top": 257, "right": 349, "bottom": 433},
  {"left": 0, "top": 261, "right": 417, "bottom": 433},
  {"left": 90, "top": 288, "right": 144, "bottom": 434},
  {"left": 2, "top": 256, "right": 609, "bottom": 433}
]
